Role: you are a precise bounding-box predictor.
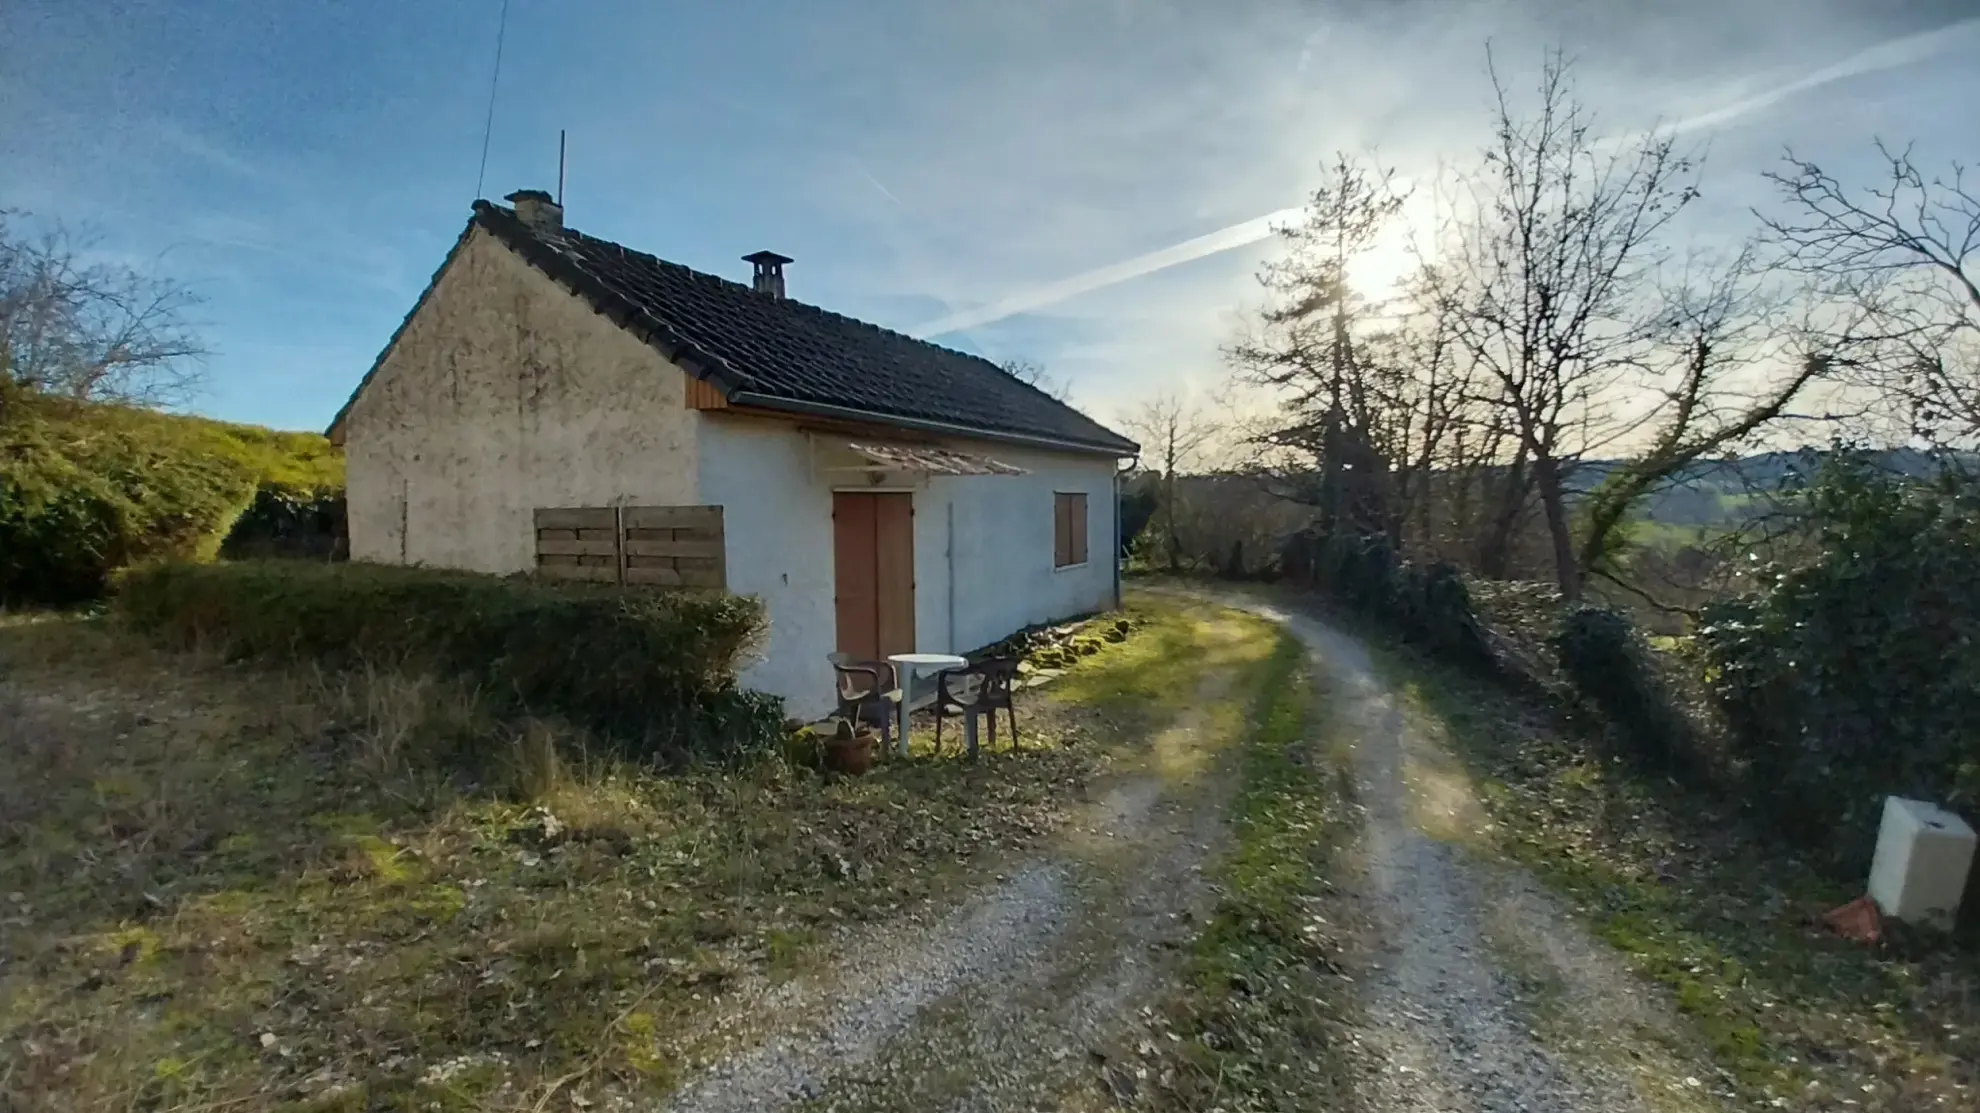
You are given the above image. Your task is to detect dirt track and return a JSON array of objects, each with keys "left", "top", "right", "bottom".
[{"left": 660, "top": 596, "right": 1708, "bottom": 1113}]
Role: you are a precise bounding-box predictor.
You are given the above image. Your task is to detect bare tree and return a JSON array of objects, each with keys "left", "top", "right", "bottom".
[
  {"left": 1574, "top": 247, "right": 1829, "bottom": 589},
  {"left": 1758, "top": 142, "right": 1980, "bottom": 445},
  {"left": 1228, "top": 153, "right": 1411, "bottom": 537},
  {"left": 0, "top": 212, "right": 206, "bottom": 408},
  {"left": 1363, "top": 264, "right": 1480, "bottom": 555},
  {"left": 1118, "top": 393, "right": 1223, "bottom": 572},
  {"left": 998, "top": 357, "right": 1073, "bottom": 403},
  {"left": 1437, "top": 49, "right": 1703, "bottom": 598}
]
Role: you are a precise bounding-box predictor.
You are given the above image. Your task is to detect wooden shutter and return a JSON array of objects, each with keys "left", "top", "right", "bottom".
[
  {"left": 834, "top": 493, "right": 880, "bottom": 659},
  {"left": 834, "top": 492, "right": 915, "bottom": 659},
  {"left": 1054, "top": 493, "right": 1087, "bottom": 568},
  {"left": 1053, "top": 494, "right": 1070, "bottom": 568},
  {"left": 873, "top": 494, "right": 916, "bottom": 658}
]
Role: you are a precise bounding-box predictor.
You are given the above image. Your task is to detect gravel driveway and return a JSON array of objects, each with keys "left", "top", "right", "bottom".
[
  {"left": 1256, "top": 599, "right": 1713, "bottom": 1113},
  {"left": 660, "top": 598, "right": 1711, "bottom": 1113},
  {"left": 659, "top": 657, "right": 1246, "bottom": 1113}
]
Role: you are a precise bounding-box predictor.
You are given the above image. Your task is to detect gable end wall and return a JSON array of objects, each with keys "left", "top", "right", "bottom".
[{"left": 340, "top": 228, "right": 698, "bottom": 573}]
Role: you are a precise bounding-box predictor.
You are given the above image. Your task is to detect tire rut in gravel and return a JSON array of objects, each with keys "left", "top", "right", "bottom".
[
  {"left": 661, "top": 670, "right": 1242, "bottom": 1113},
  {"left": 1258, "top": 602, "right": 1678, "bottom": 1113}
]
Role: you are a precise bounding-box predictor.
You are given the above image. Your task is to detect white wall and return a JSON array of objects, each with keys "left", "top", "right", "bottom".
[
  {"left": 696, "top": 414, "right": 1121, "bottom": 718},
  {"left": 340, "top": 228, "right": 699, "bottom": 572},
  {"left": 696, "top": 418, "right": 840, "bottom": 716},
  {"left": 934, "top": 445, "right": 1120, "bottom": 656}
]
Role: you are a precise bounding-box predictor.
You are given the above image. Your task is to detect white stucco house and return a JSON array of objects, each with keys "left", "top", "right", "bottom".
[{"left": 327, "top": 189, "right": 1139, "bottom": 716}]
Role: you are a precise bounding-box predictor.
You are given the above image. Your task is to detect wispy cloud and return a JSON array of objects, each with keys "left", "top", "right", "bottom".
[
  {"left": 153, "top": 121, "right": 281, "bottom": 186},
  {"left": 912, "top": 207, "right": 1302, "bottom": 338},
  {"left": 1655, "top": 15, "right": 1980, "bottom": 137},
  {"left": 911, "top": 14, "right": 1980, "bottom": 340}
]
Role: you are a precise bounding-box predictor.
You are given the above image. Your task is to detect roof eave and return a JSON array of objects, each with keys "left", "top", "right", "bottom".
[
  {"left": 726, "top": 390, "right": 1139, "bottom": 457},
  {"left": 324, "top": 218, "right": 483, "bottom": 444},
  {"left": 467, "top": 200, "right": 750, "bottom": 396}
]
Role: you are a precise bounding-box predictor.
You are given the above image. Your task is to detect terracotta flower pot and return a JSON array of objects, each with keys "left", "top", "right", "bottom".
[{"left": 824, "top": 727, "right": 879, "bottom": 775}]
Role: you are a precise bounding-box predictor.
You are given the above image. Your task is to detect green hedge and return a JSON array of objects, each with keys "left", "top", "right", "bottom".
[
  {"left": 1553, "top": 605, "right": 1701, "bottom": 777},
  {"left": 1282, "top": 528, "right": 1498, "bottom": 671},
  {"left": 1697, "top": 455, "right": 1980, "bottom": 869},
  {"left": 0, "top": 393, "right": 343, "bottom": 604},
  {"left": 114, "top": 561, "right": 780, "bottom": 762},
  {"left": 219, "top": 485, "right": 347, "bottom": 561}
]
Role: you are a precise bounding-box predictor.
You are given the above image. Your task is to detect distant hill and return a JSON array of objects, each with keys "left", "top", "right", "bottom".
[
  {"left": 1171, "top": 448, "right": 1962, "bottom": 552},
  {"left": 1570, "top": 448, "right": 1957, "bottom": 532}
]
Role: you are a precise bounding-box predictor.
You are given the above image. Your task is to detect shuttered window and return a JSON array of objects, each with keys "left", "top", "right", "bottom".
[{"left": 1054, "top": 492, "right": 1088, "bottom": 568}]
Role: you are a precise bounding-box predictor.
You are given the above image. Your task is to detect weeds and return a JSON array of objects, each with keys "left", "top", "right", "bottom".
[{"left": 0, "top": 598, "right": 1216, "bottom": 1112}]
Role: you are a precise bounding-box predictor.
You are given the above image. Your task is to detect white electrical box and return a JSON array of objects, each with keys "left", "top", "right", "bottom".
[{"left": 1867, "top": 796, "right": 1976, "bottom": 931}]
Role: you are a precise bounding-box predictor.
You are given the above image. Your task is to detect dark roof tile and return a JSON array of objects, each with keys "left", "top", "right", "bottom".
[{"left": 469, "top": 201, "right": 1136, "bottom": 455}]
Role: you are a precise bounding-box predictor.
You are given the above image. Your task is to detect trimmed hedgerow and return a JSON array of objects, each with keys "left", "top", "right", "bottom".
[
  {"left": 114, "top": 561, "right": 779, "bottom": 762},
  {"left": 0, "top": 392, "right": 343, "bottom": 604}
]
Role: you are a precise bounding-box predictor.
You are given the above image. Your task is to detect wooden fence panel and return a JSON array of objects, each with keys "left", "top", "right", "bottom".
[
  {"left": 622, "top": 537, "right": 725, "bottom": 560},
  {"left": 532, "top": 505, "right": 725, "bottom": 590},
  {"left": 623, "top": 505, "right": 723, "bottom": 531},
  {"left": 534, "top": 507, "right": 617, "bottom": 531},
  {"left": 536, "top": 538, "right": 620, "bottom": 557}
]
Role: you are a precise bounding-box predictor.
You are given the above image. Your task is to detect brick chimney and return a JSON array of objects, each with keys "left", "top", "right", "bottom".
[
  {"left": 505, "top": 189, "right": 563, "bottom": 233},
  {"left": 744, "top": 250, "right": 793, "bottom": 298}
]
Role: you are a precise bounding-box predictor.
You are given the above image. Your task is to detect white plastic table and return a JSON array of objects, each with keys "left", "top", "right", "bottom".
[{"left": 886, "top": 652, "right": 968, "bottom": 756}]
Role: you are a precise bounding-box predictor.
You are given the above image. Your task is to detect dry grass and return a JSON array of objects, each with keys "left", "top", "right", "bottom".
[{"left": 0, "top": 600, "right": 1223, "bottom": 1112}]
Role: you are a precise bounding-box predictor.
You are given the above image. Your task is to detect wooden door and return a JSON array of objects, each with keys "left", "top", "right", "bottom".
[{"left": 833, "top": 492, "right": 915, "bottom": 661}]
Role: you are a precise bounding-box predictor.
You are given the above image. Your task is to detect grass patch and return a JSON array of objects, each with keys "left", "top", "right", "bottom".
[
  {"left": 1369, "top": 640, "right": 1979, "bottom": 1112},
  {"left": 1045, "top": 600, "right": 1277, "bottom": 737},
  {"left": 1, "top": 597, "right": 1232, "bottom": 1112},
  {"left": 1142, "top": 627, "right": 1367, "bottom": 1112}
]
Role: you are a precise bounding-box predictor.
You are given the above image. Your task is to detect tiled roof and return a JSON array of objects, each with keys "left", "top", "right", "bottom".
[{"left": 464, "top": 201, "right": 1138, "bottom": 455}]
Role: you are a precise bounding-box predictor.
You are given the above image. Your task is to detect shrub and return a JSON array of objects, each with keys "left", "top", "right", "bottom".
[
  {"left": 114, "top": 561, "right": 778, "bottom": 763},
  {"left": 1696, "top": 455, "right": 1980, "bottom": 867},
  {"left": 219, "top": 485, "right": 348, "bottom": 561},
  {"left": 0, "top": 393, "right": 342, "bottom": 604},
  {"left": 1554, "top": 605, "right": 1698, "bottom": 776},
  {"left": 1283, "top": 528, "right": 1496, "bottom": 671}
]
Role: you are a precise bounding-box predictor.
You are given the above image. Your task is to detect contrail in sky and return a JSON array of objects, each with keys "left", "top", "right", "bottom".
[
  {"left": 912, "top": 17, "right": 1980, "bottom": 339},
  {"left": 914, "top": 208, "right": 1303, "bottom": 338}
]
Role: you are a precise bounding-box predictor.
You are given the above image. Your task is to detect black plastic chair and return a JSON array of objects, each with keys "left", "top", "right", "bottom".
[
  {"left": 828, "top": 653, "right": 901, "bottom": 747},
  {"left": 932, "top": 656, "right": 1020, "bottom": 758}
]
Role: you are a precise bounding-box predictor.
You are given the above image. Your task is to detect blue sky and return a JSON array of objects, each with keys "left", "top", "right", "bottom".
[{"left": 3, "top": 0, "right": 1976, "bottom": 433}]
